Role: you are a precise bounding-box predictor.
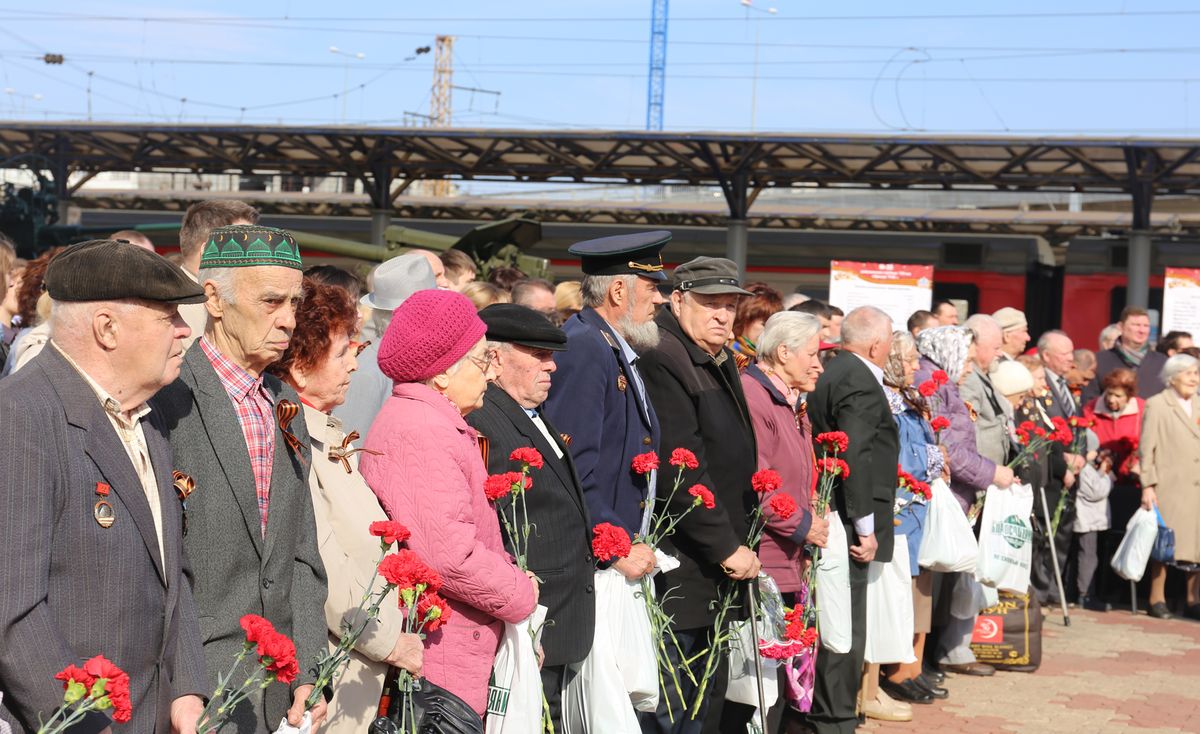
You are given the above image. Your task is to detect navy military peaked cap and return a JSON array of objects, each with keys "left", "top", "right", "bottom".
[{"left": 567, "top": 230, "right": 670, "bottom": 281}]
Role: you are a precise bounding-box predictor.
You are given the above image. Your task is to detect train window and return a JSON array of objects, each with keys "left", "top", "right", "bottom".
[
  {"left": 1110, "top": 246, "right": 1129, "bottom": 269},
  {"left": 1108, "top": 286, "right": 1163, "bottom": 323},
  {"left": 942, "top": 242, "right": 986, "bottom": 267}
]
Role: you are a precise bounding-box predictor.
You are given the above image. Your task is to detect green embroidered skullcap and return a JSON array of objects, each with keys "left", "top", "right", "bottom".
[{"left": 199, "top": 224, "right": 303, "bottom": 270}]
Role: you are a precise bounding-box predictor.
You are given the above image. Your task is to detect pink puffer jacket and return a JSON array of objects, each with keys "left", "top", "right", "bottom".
[{"left": 360, "top": 382, "right": 537, "bottom": 716}]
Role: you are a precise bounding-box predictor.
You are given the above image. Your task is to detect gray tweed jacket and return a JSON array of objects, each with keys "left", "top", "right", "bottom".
[
  {"left": 152, "top": 345, "right": 328, "bottom": 733},
  {"left": 0, "top": 346, "right": 207, "bottom": 734}
]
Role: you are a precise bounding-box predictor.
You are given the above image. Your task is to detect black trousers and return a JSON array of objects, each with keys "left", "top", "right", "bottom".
[
  {"left": 541, "top": 664, "right": 573, "bottom": 733},
  {"left": 1032, "top": 485, "right": 1075, "bottom": 605},
  {"left": 807, "top": 536, "right": 869, "bottom": 734},
  {"left": 639, "top": 625, "right": 741, "bottom": 734}
]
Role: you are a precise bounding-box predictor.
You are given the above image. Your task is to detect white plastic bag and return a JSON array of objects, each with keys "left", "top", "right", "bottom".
[
  {"left": 975, "top": 483, "right": 1035, "bottom": 593},
  {"left": 918, "top": 478, "right": 978, "bottom": 573},
  {"left": 725, "top": 619, "right": 780, "bottom": 708},
  {"left": 486, "top": 604, "right": 549, "bottom": 734},
  {"left": 562, "top": 569, "right": 657, "bottom": 734},
  {"left": 864, "top": 535, "right": 916, "bottom": 664},
  {"left": 1111, "top": 507, "right": 1159, "bottom": 582},
  {"left": 815, "top": 510, "right": 852, "bottom": 654},
  {"left": 273, "top": 712, "right": 311, "bottom": 734}
]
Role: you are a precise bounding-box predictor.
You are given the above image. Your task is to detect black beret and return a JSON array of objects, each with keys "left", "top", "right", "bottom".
[
  {"left": 479, "top": 304, "right": 568, "bottom": 352},
  {"left": 45, "top": 239, "right": 207, "bottom": 304},
  {"left": 568, "top": 230, "right": 670, "bottom": 281}
]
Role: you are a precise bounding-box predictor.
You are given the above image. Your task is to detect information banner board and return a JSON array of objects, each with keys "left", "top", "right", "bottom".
[
  {"left": 1162, "top": 267, "right": 1200, "bottom": 336},
  {"left": 828, "top": 261, "right": 934, "bottom": 330}
]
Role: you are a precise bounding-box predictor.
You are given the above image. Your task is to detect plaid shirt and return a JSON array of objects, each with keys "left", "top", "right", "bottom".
[{"left": 200, "top": 338, "right": 276, "bottom": 537}]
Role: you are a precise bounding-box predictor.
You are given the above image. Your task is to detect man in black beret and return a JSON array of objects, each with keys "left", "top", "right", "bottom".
[
  {"left": 0, "top": 240, "right": 210, "bottom": 733},
  {"left": 465, "top": 304, "right": 594, "bottom": 731}
]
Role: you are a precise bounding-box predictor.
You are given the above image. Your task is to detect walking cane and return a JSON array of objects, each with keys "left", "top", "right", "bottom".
[
  {"left": 747, "top": 578, "right": 769, "bottom": 734},
  {"left": 1039, "top": 485, "right": 1071, "bottom": 626}
]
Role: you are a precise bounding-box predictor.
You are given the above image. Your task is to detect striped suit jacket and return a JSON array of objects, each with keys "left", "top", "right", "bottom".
[{"left": 0, "top": 346, "right": 207, "bottom": 734}]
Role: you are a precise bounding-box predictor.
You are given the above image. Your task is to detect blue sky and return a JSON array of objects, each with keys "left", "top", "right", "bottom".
[{"left": 0, "top": 0, "right": 1198, "bottom": 135}]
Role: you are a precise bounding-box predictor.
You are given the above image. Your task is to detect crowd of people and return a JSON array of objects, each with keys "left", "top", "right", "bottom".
[{"left": 0, "top": 200, "right": 1198, "bottom": 734}]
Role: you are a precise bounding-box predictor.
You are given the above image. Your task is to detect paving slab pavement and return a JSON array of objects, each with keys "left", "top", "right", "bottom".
[{"left": 869, "top": 608, "right": 1200, "bottom": 733}]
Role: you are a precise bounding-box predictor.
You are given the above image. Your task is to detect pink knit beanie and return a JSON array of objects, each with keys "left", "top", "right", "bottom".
[{"left": 378, "top": 290, "right": 487, "bottom": 383}]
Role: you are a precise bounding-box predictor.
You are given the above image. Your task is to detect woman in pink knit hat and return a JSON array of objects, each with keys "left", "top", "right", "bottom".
[{"left": 359, "top": 289, "right": 539, "bottom": 721}]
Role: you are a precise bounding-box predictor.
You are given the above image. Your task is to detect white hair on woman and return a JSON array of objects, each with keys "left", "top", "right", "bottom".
[
  {"left": 1161, "top": 353, "right": 1200, "bottom": 387},
  {"left": 758, "top": 311, "right": 820, "bottom": 366}
]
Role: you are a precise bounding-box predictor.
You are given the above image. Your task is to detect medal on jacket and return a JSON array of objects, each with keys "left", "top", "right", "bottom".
[
  {"left": 560, "top": 433, "right": 572, "bottom": 447},
  {"left": 617, "top": 374, "right": 628, "bottom": 392},
  {"left": 94, "top": 482, "right": 115, "bottom": 529},
  {"left": 174, "top": 471, "right": 195, "bottom": 536}
]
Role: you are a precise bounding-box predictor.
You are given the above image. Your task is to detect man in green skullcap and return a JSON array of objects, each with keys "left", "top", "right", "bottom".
[{"left": 153, "top": 224, "right": 330, "bottom": 732}]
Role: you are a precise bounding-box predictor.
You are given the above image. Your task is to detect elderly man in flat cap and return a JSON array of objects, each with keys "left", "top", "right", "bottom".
[
  {"left": 465, "top": 304, "right": 593, "bottom": 731},
  {"left": 0, "top": 240, "right": 208, "bottom": 734},
  {"left": 153, "top": 225, "right": 329, "bottom": 733},
  {"left": 992, "top": 307, "right": 1030, "bottom": 363},
  {"left": 637, "top": 256, "right": 760, "bottom": 734}
]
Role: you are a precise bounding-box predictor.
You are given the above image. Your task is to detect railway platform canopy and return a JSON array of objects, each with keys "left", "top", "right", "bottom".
[{"left": 2, "top": 122, "right": 1200, "bottom": 305}]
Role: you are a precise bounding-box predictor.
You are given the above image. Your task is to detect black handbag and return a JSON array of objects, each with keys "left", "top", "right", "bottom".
[{"left": 370, "top": 668, "right": 484, "bottom": 734}]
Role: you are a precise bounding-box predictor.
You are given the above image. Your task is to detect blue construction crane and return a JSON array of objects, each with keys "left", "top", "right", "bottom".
[{"left": 646, "top": 0, "right": 668, "bottom": 130}]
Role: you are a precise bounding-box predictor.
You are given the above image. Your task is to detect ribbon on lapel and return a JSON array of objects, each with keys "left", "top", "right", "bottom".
[
  {"left": 477, "top": 434, "right": 490, "bottom": 467},
  {"left": 328, "top": 430, "right": 382, "bottom": 474},
  {"left": 173, "top": 470, "right": 195, "bottom": 536},
  {"left": 275, "top": 400, "right": 309, "bottom": 466}
]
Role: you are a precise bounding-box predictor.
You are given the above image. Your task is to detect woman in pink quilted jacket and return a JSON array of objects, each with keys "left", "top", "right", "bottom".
[{"left": 360, "top": 289, "right": 539, "bottom": 717}]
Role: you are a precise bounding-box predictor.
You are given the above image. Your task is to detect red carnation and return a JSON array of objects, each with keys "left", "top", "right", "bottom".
[
  {"left": 815, "top": 431, "right": 849, "bottom": 454},
  {"left": 798, "top": 626, "right": 819, "bottom": 648},
  {"left": 417, "top": 592, "right": 453, "bottom": 632},
  {"left": 509, "top": 447, "right": 545, "bottom": 469},
  {"left": 932, "top": 370, "right": 949, "bottom": 386},
  {"left": 917, "top": 381, "right": 937, "bottom": 397},
  {"left": 1033, "top": 426, "right": 1047, "bottom": 438},
  {"left": 591, "top": 522, "right": 633, "bottom": 562},
  {"left": 54, "top": 663, "right": 94, "bottom": 691},
  {"left": 239, "top": 614, "right": 276, "bottom": 646},
  {"left": 379, "top": 549, "right": 443, "bottom": 593},
  {"left": 256, "top": 630, "right": 300, "bottom": 684},
  {"left": 631, "top": 451, "right": 660, "bottom": 475},
  {"left": 751, "top": 469, "right": 783, "bottom": 495},
  {"left": 911, "top": 480, "right": 932, "bottom": 501},
  {"left": 769, "top": 493, "right": 798, "bottom": 520},
  {"left": 669, "top": 448, "right": 700, "bottom": 470},
  {"left": 1050, "top": 416, "right": 1073, "bottom": 444},
  {"left": 816, "top": 457, "right": 850, "bottom": 478},
  {"left": 930, "top": 416, "right": 950, "bottom": 433},
  {"left": 484, "top": 472, "right": 528, "bottom": 501},
  {"left": 82, "top": 656, "right": 132, "bottom": 723},
  {"left": 687, "top": 484, "right": 716, "bottom": 509},
  {"left": 369, "top": 520, "right": 411, "bottom": 546}
]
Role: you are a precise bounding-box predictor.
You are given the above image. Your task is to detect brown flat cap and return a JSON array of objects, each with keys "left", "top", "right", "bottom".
[{"left": 45, "top": 239, "right": 207, "bottom": 304}]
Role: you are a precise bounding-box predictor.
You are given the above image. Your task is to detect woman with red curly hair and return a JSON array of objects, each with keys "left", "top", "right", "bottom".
[{"left": 267, "top": 278, "right": 422, "bottom": 734}]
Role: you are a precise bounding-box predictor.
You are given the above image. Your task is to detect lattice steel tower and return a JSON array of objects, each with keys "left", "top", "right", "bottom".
[{"left": 646, "top": 0, "right": 668, "bottom": 130}]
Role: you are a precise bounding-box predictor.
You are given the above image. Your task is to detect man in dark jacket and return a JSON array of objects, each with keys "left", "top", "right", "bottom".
[
  {"left": 806, "top": 306, "right": 900, "bottom": 734},
  {"left": 637, "top": 257, "right": 758, "bottom": 734},
  {"left": 1083, "top": 306, "right": 1167, "bottom": 402},
  {"left": 0, "top": 241, "right": 209, "bottom": 734},
  {"left": 466, "top": 304, "right": 594, "bottom": 730},
  {"left": 544, "top": 232, "right": 669, "bottom": 581}
]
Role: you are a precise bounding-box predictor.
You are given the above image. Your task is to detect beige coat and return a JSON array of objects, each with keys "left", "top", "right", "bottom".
[
  {"left": 304, "top": 404, "right": 407, "bottom": 734},
  {"left": 1139, "top": 390, "right": 1200, "bottom": 564}
]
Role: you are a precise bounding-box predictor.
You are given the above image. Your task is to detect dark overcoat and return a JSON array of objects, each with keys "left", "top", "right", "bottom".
[
  {"left": 466, "top": 384, "right": 595, "bottom": 667},
  {"left": 544, "top": 307, "right": 660, "bottom": 536},
  {"left": 637, "top": 308, "right": 757, "bottom": 630}
]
